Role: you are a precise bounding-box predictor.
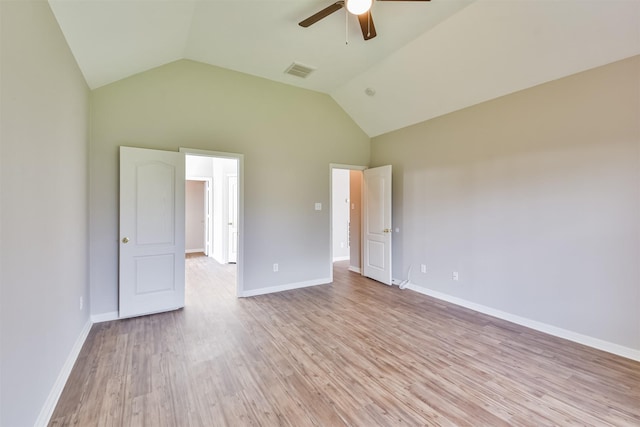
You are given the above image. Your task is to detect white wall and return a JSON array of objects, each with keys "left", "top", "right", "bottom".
[
  {"left": 186, "top": 154, "right": 213, "bottom": 178},
  {"left": 371, "top": 56, "right": 640, "bottom": 353},
  {"left": 0, "top": 1, "right": 90, "bottom": 425},
  {"left": 332, "top": 169, "right": 350, "bottom": 261},
  {"left": 89, "top": 59, "right": 370, "bottom": 313}
]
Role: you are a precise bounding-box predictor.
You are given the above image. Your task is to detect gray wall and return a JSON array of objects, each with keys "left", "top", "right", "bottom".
[
  {"left": 0, "top": 1, "right": 90, "bottom": 425},
  {"left": 371, "top": 56, "right": 640, "bottom": 350},
  {"left": 89, "top": 60, "right": 370, "bottom": 315}
]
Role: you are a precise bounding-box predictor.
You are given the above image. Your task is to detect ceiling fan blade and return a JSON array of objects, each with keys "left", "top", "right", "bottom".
[
  {"left": 299, "top": 2, "right": 344, "bottom": 27},
  {"left": 357, "top": 11, "right": 377, "bottom": 40}
]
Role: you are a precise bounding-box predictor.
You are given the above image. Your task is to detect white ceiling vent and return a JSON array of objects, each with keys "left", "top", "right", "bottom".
[{"left": 284, "top": 62, "right": 316, "bottom": 78}]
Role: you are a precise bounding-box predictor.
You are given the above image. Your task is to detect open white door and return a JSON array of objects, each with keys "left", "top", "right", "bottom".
[
  {"left": 119, "top": 147, "right": 185, "bottom": 318},
  {"left": 204, "top": 180, "right": 211, "bottom": 256},
  {"left": 363, "top": 165, "right": 392, "bottom": 285},
  {"left": 227, "top": 175, "right": 238, "bottom": 263}
]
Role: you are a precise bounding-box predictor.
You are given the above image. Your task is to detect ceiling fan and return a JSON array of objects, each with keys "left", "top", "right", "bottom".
[{"left": 299, "top": 0, "right": 431, "bottom": 41}]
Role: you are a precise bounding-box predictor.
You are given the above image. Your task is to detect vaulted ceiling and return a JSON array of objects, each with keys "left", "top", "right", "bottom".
[{"left": 49, "top": 0, "right": 640, "bottom": 137}]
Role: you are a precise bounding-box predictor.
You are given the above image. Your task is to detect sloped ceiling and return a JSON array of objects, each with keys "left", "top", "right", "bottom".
[{"left": 49, "top": 0, "right": 640, "bottom": 137}]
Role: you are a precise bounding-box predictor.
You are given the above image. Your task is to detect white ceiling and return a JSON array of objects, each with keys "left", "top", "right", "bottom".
[{"left": 49, "top": 0, "right": 640, "bottom": 137}]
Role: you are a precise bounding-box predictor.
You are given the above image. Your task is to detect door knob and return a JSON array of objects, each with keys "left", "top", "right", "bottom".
[
  {"left": 122, "top": 237, "right": 130, "bottom": 244},
  {"left": 383, "top": 229, "right": 391, "bottom": 233}
]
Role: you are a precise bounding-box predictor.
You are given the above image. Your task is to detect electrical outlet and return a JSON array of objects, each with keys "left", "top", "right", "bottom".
[
  {"left": 273, "top": 263, "right": 279, "bottom": 272},
  {"left": 452, "top": 271, "right": 459, "bottom": 281},
  {"left": 420, "top": 264, "right": 427, "bottom": 273},
  {"left": 79, "top": 296, "right": 83, "bottom": 310}
]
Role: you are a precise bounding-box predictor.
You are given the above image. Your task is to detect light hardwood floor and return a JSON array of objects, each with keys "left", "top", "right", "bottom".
[{"left": 50, "top": 256, "right": 640, "bottom": 426}]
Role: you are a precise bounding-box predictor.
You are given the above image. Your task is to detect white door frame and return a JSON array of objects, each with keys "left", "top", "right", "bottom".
[
  {"left": 329, "top": 163, "right": 367, "bottom": 283},
  {"left": 181, "top": 148, "right": 244, "bottom": 297}
]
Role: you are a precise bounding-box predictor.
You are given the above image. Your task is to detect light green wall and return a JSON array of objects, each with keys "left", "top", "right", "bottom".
[
  {"left": 0, "top": 1, "right": 90, "bottom": 425},
  {"left": 371, "top": 56, "right": 640, "bottom": 350},
  {"left": 90, "top": 59, "right": 370, "bottom": 314}
]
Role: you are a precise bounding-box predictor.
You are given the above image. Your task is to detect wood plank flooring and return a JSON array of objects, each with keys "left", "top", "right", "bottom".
[{"left": 50, "top": 256, "right": 640, "bottom": 426}]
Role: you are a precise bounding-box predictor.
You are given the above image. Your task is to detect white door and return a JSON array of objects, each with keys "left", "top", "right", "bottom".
[
  {"left": 119, "top": 146, "right": 186, "bottom": 318},
  {"left": 204, "top": 180, "right": 211, "bottom": 256},
  {"left": 227, "top": 175, "right": 238, "bottom": 263},
  {"left": 363, "top": 165, "right": 392, "bottom": 285}
]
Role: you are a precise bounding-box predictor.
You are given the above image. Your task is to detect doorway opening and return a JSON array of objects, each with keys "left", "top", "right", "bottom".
[
  {"left": 330, "top": 164, "right": 366, "bottom": 281},
  {"left": 186, "top": 178, "right": 210, "bottom": 255},
  {"left": 183, "top": 148, "right": 243, "bottom": 297}
]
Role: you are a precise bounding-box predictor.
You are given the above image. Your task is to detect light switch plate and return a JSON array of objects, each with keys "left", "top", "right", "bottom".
[{"left": 315, "top": 203, "right": 322, "bottom": 211}]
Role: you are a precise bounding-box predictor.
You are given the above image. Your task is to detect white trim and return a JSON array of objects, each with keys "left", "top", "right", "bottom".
[
  {"left": 241, "top": 277, "right": 331, "bottom": 297},
  {"left": 330, "top": 163, "right": 367, "bottom": 171},
  {"left": 348, "top": 266, "right": 361, "bottom": 274},
  {"left": 186, "top": 249, "right": 205, "bottom": 254},
  {"left": 181, "top": 147, "right": 244, "bottom": 298},
  {"left": 90, "top": 311, "right": 119, "bottom": 323},
  {"left": 185, "top": 175, "right": 211, "bottom": 181},
  {"left": 35, "top": 319, "right": 92, "bottom": 427},
  {"left": 181, "top": 147, "right": 241, "bottom": 160},
  {"left": 406, "top": 283, "right": 640, "bottom": 362},
  {"left": 333, "top": 256, "right": 350, "bottom": 262}
]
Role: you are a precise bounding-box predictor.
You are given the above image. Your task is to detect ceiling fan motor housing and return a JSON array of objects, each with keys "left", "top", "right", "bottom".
[{"left": 298, "top": 0, "right": 430, "bottom": 41}]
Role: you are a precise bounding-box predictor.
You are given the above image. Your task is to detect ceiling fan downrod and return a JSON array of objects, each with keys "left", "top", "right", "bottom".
[{"left": 346, "top": 7, "right": 349, "bottom": 45}]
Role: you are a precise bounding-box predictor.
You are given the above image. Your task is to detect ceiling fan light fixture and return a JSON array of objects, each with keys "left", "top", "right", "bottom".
[{"left": 346, "top": 0, "right": 372, "bottom": 15}]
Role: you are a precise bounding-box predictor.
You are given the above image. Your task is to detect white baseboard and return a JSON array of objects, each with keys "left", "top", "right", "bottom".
[
  {"left": 332, "top": 256, "right": 350, "bottom": 262},
  {"left": 405, "top": 284, "right": 640, "bottom": 362},
  {"left": 186, "top": 248, "right": 205, "bottom": 254},
  {"left": 91, "top": 311, "right": 119, "bottom": 323},
  {"left": 35, "top": 319, "right": 92, "bottom": 427},
  {"left": 241, "top": 277, "right": 331, "bottom": 297},
  {"left": 348, "top": 266, "right": 361, "bottom": 274}
]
